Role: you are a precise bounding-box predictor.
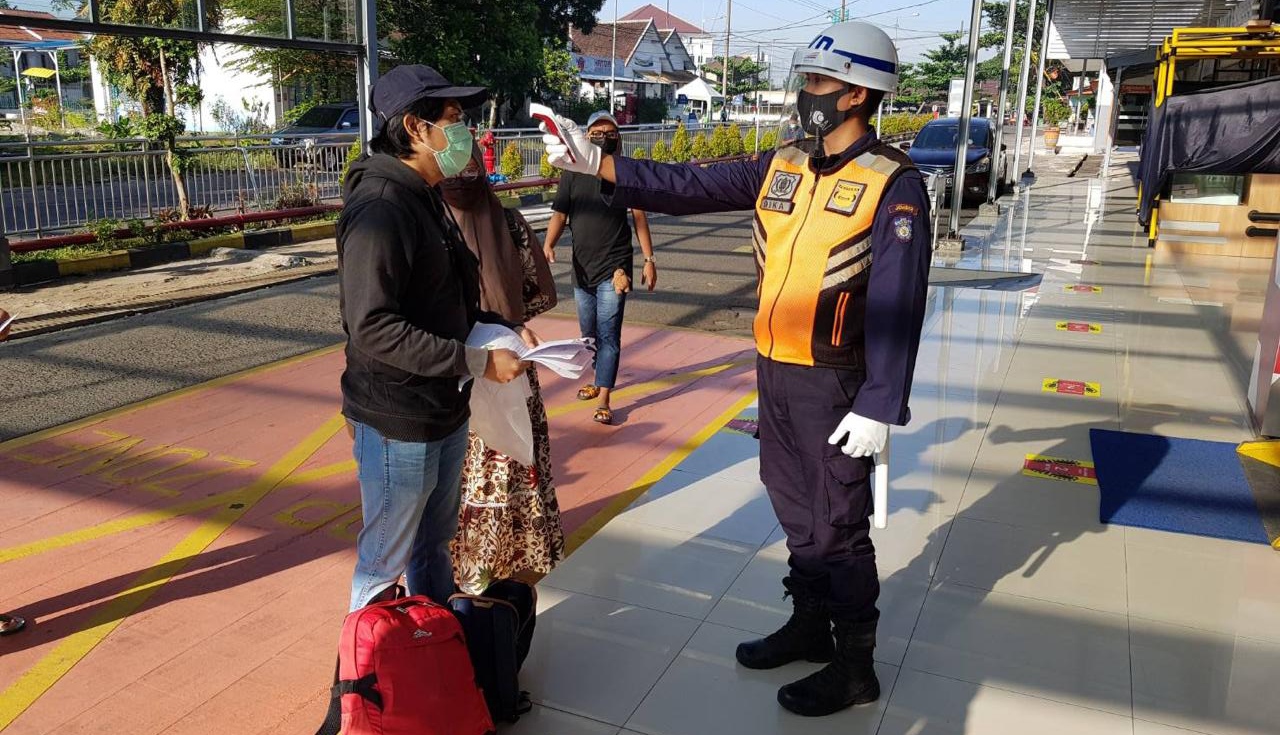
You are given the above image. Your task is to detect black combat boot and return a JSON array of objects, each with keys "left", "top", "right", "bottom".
[
  {"left": 735, "top": 576, "right": 834, "bottom": 670},
  {"left": 776, "top": 618, "right": 879, "bottom": 716}
]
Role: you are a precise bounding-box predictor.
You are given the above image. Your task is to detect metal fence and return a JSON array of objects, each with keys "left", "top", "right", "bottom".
[
  {"left": 0, "top": 133, "right": 362, "bottom": 237},
  {"left": 492, "top": 124, "right": 684, "bottom": 180},
  {"left": 0, "top": 125, "right": 694, "bottom": 238}
]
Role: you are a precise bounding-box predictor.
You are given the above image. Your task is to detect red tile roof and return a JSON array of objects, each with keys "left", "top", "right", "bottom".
[
  {"left": 0, "top": 9, "right": 86, "bottom": 43},
  {"left": 620, "top": 4, "right": 703, "bottom": 35},
  {"left": 571, "top": 20, "right": 651, "bottom": 61}
]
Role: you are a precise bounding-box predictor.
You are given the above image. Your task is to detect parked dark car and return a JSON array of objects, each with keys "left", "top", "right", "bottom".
[
  {"left": 270, "top": 103, "right": 360, "bottom": 170},
  {"left": 903, "top": 117, "right": 1008, "bottom": 203}
]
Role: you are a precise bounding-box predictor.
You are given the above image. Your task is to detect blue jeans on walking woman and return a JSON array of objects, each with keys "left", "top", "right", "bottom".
[
  {"left": 575, "top": 280, "right": 628, "bottom": 390},
  {"left": 348, "top": 420, "right": 469, "bottom": 611}
]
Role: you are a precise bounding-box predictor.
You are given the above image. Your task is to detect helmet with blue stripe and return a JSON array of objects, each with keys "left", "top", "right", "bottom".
[{"left": 790, "top": 21, "right": 899, "bottom": 93}]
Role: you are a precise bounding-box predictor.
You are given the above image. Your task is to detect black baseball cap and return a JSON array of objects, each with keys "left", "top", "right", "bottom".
[{"left": 370, "top": 65, "right": 489, "bottom": 137}]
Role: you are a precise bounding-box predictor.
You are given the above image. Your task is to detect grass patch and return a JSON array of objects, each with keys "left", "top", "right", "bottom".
[{"left": 13, "top": 242, "right": 120, "bottom": 264}]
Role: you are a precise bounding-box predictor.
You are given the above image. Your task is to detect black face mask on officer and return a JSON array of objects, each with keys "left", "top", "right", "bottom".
[{"left": 797, "top": 86, "right": 869, "bottom": 137}]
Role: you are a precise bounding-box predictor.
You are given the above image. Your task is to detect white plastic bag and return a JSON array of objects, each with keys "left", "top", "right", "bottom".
[{"left": 467, "top": 371, "right": 534, "bottom": 465}]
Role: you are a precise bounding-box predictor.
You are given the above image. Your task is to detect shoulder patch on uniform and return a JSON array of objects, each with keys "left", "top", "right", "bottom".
[
  {"left": 824, "top": 180, "right": 866, "bottom": 216},
  {"left": 762, "top": 171, "right": 802, "bottom": 215},
  {"left": 893, "top": 215, "right": 914, "bottom": 242},
  {"left": 890, "top": 203, "right": 920, "bottom": 216}
]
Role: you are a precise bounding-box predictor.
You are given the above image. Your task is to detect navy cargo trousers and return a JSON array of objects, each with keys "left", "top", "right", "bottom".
[{"left": 756, "top": 355, "right": 880, "bottom": 623}]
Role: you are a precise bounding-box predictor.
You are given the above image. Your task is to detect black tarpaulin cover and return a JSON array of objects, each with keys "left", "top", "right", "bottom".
[{"left": 1138, "top": 76, "right": 1280, "bottom": 227}]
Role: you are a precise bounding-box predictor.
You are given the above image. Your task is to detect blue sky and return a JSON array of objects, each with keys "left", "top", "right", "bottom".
[{"left": 599, "top": 0, "right": 983, "bottom": 71}]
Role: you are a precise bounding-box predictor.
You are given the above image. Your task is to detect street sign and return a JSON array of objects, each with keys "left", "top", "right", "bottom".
[{"left": 947, "top": 79, "right": 965, "bottom": 117}]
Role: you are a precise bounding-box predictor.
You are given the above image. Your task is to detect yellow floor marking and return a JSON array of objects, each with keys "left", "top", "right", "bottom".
[
  {"left": 558, "top": 390, "right": 758, "bottom": 560},
  {"left": 0, "top": 455, "right": 359, "bottom": 564},
  {"left": 2, "top": 354, "right": 751, "bottom": 562},
  {"left": 547, "top": 358, "right": 753, "bottom": 419},
  {"left": 0, "top": 344, "right": 343, "bottom": 455},
  {"left": 1238, "top": 440, "right": 1280, "bottom": 470},
  {"left": 0, "top": 415, "right": 345, "bottom": 729}
]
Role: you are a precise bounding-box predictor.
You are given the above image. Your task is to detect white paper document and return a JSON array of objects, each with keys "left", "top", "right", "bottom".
[
  {"left": 464, "top": 323, "right": 594, "bottom": 379},
  {"left": 461, "top": 323, "right": 596, "bottom": 464}
]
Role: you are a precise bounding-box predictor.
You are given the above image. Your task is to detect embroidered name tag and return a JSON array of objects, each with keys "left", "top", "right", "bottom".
[{"left": 762, "top": 171, "right": 802, "bottom": 214}]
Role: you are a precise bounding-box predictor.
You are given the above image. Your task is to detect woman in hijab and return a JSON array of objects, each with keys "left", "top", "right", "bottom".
[{"left": 438, "top": 149, "right": 564, "bottom": 594}]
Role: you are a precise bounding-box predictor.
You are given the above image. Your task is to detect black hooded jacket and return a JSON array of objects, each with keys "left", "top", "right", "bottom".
[{"left": 337, "top": 152, "right": 500, "bottom": 441}]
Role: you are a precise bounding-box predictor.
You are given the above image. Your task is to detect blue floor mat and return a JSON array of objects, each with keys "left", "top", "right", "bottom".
[{"left": 1090, "top": 429, "right": 1268, "bottom": 545}]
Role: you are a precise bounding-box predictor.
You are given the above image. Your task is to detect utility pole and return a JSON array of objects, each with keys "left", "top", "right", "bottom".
[
  {"left": 610, "top": 1, "right": 618, "bottom": 114},
  {"left": 1026, "top": 0, "right": 1055, "bottom": 175},
  {"left": 988, "top": 0, "right": 1018, "bottom": 202},
  {"left": 722, "top": 0, "right": 732, "bottom": 118},
  {"left": 1011, "top": 0, "right": 1039, "bottom": 182},
  {"left": 943, "top": 0, "right": 985, "bottom": 244}
]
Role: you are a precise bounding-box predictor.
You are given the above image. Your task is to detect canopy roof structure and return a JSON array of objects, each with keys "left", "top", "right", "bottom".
[
  {"left": 676, "top": 76, "right": 724, "bottom": 104},
  {"left": 1047, "top": 0, "right": 1251, "bottom": 60}
]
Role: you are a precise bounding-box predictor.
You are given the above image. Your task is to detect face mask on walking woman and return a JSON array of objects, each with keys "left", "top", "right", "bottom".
[{"left": 439, "top": 156, "right": 488, "bottom": 209}]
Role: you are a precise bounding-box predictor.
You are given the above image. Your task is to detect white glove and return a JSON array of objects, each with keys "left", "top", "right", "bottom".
[
  {"left": 827, "top": 412, "right": 889, "bottom": 458},
  {"left": 540, "top": 117, "right": 601, "bottom": 176}
]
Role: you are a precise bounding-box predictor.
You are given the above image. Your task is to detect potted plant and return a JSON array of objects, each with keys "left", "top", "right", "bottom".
[{"left": 1041, "top": 98, "right": 1071, "bottom": 151}]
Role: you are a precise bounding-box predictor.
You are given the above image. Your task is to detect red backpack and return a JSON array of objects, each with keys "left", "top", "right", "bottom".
[{"left": 335, "top": 594, "right": 495, "bottom": 735}]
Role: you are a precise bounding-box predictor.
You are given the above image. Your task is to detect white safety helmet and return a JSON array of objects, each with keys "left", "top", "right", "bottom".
[
  {"left": 772, "top": 22, "right": 900, "bottom": 150},
  {"left": 790, "top": 21, "right": 900, "bottom": 93}
]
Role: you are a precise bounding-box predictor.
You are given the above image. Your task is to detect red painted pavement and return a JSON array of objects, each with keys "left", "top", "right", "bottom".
[{"left": 0, "top": 315, "right": 754, "bottom": 734}]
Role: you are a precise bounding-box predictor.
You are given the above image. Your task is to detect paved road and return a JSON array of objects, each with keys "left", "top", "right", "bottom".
[{"left": 0, "top": 205, "right": 977, "bottom": 440}]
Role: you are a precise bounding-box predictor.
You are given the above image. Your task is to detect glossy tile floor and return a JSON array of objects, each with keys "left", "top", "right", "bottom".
[{"left": 515, "top": 156, "right": 1280, "bottom": 735}]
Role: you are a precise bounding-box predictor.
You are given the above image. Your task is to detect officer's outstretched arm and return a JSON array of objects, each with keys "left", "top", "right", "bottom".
[
  {"left": 850, "top": 172, "right": 933, "bottom": 427},
  {"left": 543, "top": 119, "right": 768, "bottom": 218}
]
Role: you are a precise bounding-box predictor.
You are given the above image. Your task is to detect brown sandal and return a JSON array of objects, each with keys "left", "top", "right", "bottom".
[
  {"left": 578, "top": 385, "right": 601, "bottom": 401},
  {"left": 593, "top": 407, "right": 613, "bottom": 425}
]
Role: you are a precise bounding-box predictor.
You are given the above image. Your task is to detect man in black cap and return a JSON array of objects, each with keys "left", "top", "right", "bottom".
[
  {"left": 319, "top": 64, "right": 538, "bottom": 735},
  {"left": 339, "top": 64, "right": 537, "bottom": 613}
]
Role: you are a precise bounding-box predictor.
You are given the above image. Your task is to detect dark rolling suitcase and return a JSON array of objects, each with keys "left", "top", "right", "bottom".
[{"left": 448, "top": 580, "right": 537, "bottom": 723}]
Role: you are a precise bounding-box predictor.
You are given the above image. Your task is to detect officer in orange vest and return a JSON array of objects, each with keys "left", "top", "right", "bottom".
[{"left": 542, "top": 21, "right": 930, "bottom": 717}]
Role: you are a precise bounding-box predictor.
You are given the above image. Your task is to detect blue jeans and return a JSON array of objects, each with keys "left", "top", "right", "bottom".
[
  {"left": 348, "top": 420, "right": 468, "bottom": 611},
  {"left": 575, "top": 280, "right": 627, "bottom": 390}
]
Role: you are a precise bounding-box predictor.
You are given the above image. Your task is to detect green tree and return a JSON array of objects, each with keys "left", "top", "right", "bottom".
[
  {"left": 709, "top": 125, "right": 730, "bottom": 157},
  {"left": 702, "top": 56, "right": 768, "bottom": 98},
  {"left": 532, "top": 0, "right": 605, "bottom": 42},
  {"left": 82, "top": 0, "right": 216, "bottom": 219},
  {"left": 651, "top": 138, "right": 671, "bottom": 162},
  {"left": 389, "top": 0, "right": 540, "bottom": 124},
  {"left": 500, "top": 143, "right": 525, "bottom": 180},
  {"left": 388, "top": 0, "right": 603, "bottom": 124},
  {"left": 671, "top": 122, "right": 692, "bottom": 162},
  {"left": 690, "top": 132, "right": 709, "bottom": 160},
  {"left": 892, "top": 62, "right": 927, "bottom": 110},
  {"left": 537, "top": 47, "right": 580, "bottom": 101},
  {"left": 912, "top": 32, "right": 968, "bottom": 101},
  {"left": 218, "top": 0, "right": 361, "bottom": 112},
  {"left": 726, "top": 123, "right": 744, "bottom": 155},
  {"left": 976, "top": 1, "right": 1071, "bottom": 113}
]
